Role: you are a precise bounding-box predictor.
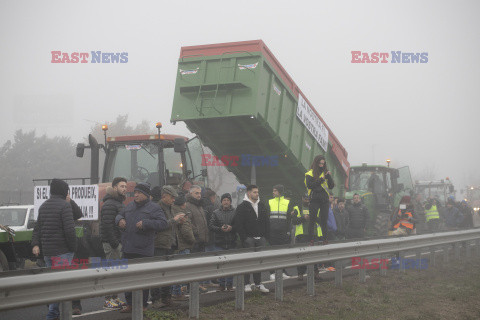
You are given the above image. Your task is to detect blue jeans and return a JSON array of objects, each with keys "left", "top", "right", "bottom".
[
  {"left": 44, "top": 252, "right": 74, "bottom": 320},
  {"left": 172, "top": 249, "right": 190, "bottom": 295}
]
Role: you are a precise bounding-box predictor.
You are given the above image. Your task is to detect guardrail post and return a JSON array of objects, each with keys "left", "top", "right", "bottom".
[
  {"left": 334, "top": 260, "right": 343, "bottom": 286},
  {"left": 399, "top": 252, "right": 406, "bottom": 273},
  {"left": 275, "top": 269, "right": 284, "bottom": 301},
  {"left": 466, "top": 241, "right": 472, "bottom": 259},
  {"left": 416, "top": 249, "right": 422, "bottom": 262},
  {"left": 380, "top": 254, "right": 387, "bottom": 276},
  {"left": 454, "top": 243, "right": 460, "bottom": 260},
  {"left": 234, "top": 275, "right": 244, "bottom": 311},
  {"left": 132, "top": 290, "right": 143, "bottom": 320},
  {"left": 359, "top": 260, "right": 366, "bottom": 282},
  {"left": 443, "top": 245, "right": 449, "bottom": 265},
  {"left": 60, "top": 301, "right": 72, "bottom": 320},
  {"left": 429, "top": 246, "right": 436, "bottom": 267},
  {"left": 189, "top": 281, "right": 200, "bottom": 319},
  {"left": 307, "top": 264, "right": 315, "bottom": 296}
]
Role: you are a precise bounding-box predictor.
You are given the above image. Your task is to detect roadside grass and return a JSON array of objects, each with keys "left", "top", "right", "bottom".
[{"left": 162, "top": 257, "right": 480, "bottom": 320}]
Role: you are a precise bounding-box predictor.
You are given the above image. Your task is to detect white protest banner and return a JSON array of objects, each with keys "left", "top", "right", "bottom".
[
  {"left": 34, "top": 184, "right": 99, "bottom": 220},
  {"left": 296, "top": 94, "right": 329, "bottom": 152}
]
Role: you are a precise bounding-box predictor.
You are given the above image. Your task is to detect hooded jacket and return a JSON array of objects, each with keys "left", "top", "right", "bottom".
[
  {"left": 100, "top": 187, "right": 125, "bottom": 248},
  {"left": 32, "top": 195, "right": 77, "bottom": 257},
  {"left": 233, "top": 194, "right": 270, "bottom": 242},
  {"left": 186, "top": 194, "right": 209, "bottom": 244},
  {"left": 209, "top": 205, "right": 237, "bottom": 249}
]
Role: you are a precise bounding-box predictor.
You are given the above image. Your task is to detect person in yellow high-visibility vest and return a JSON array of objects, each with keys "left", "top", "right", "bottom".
[
  {"left": 424, "top": 198, "right": 440, "bottom": 232},
  {"left": 291, "top": 194, "right": 322, "bottom": 280},
  {"left": 268, "top": 184, "right": 293, "bottom": 280},
  {"left": 305, "top": 155, "right": 335, "bottom": 244}
]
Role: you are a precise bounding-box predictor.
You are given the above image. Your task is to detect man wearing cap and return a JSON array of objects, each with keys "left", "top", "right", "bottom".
[
  {"left": 151, "top": 185, "right": 187, "bottom": 308},
  {"left": 268, "top": 184, "right": 293, "bottom": 280},
  {"left": 209, "top": 193, "right": 237, "bottom": 291},
  {"left": 170, "top": 192, "right": 196, "bottom": 300},
  {"left": 115, "top": 182, "right": 168, "bottom": 313}
]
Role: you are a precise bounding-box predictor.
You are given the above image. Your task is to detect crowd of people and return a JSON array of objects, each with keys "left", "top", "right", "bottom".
[{"left": 30, "top": 154, "right": 478, "bottom": 318}]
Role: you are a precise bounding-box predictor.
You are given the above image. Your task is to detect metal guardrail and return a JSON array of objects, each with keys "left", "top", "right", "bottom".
[{"left": 1, "top": 229, "right": 480, "bottom": 319}]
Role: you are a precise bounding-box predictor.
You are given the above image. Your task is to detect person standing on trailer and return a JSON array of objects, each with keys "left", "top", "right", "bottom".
[{"left": 305, "top": 155, "right": 335, "bottom": 244}]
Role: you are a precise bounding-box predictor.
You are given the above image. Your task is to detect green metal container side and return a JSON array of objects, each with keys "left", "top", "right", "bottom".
[{"left": 172, "top": 50, "right": 347, "bottom": 200}]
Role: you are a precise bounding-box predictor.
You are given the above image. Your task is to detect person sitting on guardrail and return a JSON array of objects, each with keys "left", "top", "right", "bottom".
[
  {"left": 390, "top": 197, "right": 415, "bottom": 236},
  {"left": 234, "top": 184, "right": 271, "bottom": 293},
  {"left": 115, "top": 182, "right": 168, "bottom": 313},
  {"left": 32, "top": 178, "right": 77, "bottom": 320}
]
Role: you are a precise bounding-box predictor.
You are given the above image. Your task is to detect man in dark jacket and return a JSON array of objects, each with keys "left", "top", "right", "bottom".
[
  {"left": 445, "top": 200, "right": 463, "bottom": 229},
  {"left": 234, "top": 185, "right": 270, "bottom": 293},
  {"left": 100, "top": 177, "right": 127, "bottom": 310},
  {"left": 345, "top": 194, "right": 369, "bottom": 239},
  {"left": 268, "top": 185, "right": 293, "bottom": 280},
  {"left": 32, "top": 178, "right": 77, "bottom": 320},
  {"left": 459, "top": 200, "right": 474, "bottom": 229},
  {"left": 115, "top": 182, "right": 168, "bottom": 313},
  {"left": 333, "top": 199, "right": 347, "bottom": 240},
  {"left": 203, "top": 188, "right": 218, "bottom": 252},
  {"left": 209, "top": 193, "right": 237, "bottom": 291}
]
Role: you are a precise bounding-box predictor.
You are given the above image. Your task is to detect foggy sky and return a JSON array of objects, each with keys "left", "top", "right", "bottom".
[{"left": 1, "top": 0, "right": 479, "bottom": 193}]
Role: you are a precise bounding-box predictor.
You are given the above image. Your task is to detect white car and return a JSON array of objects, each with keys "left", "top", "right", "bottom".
[
  {"left": 0, "top": 205, "right": 36, "bottom": 271},
  {"left": 0, "top": 205, "right": 36, "bottom": 232}
]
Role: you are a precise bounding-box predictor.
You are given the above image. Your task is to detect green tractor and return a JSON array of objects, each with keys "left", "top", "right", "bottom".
[{"left": 345, "top": 163, "right": 414, "bottom": 236}]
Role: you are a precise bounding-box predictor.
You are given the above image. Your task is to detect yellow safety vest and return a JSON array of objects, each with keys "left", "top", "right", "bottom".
[
  {"left": 293, "top": 206, "right": 323, "bottom": 237},
  {"left": 425, "top": 205, "right": 440, "bottom": 222},
  {"left": 269, "top": 197, "right": 290, "bottom": 220},
  {"left": 305, "top": 169, "right": 329, "bottom": 197}
]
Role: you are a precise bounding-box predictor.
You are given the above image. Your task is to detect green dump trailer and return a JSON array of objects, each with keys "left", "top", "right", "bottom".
[{"left": 171, "top": 40, "right": 350, "bottom": 200}]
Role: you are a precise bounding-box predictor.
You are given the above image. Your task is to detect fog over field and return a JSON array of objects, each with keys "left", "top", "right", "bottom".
[{"left": 1, "top": 0, "right": 479, "bottom": 192}]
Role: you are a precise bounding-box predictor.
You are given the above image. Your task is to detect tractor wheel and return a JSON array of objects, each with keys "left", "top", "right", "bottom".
[
  {"left": 374, "top": 213, "right": 391, "bottom": 237},
  {"left": 0, "top": 250, "right": 9, "bottom": 272}
]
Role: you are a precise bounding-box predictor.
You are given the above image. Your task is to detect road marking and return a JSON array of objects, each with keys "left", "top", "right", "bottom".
[{"left": 73, "top": 309, "right": 116, "bottom": 318}]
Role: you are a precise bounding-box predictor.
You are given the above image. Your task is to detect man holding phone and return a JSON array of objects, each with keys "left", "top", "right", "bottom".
[{"left": 115, "top": 182, "right": 168, "bottom": 313}]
